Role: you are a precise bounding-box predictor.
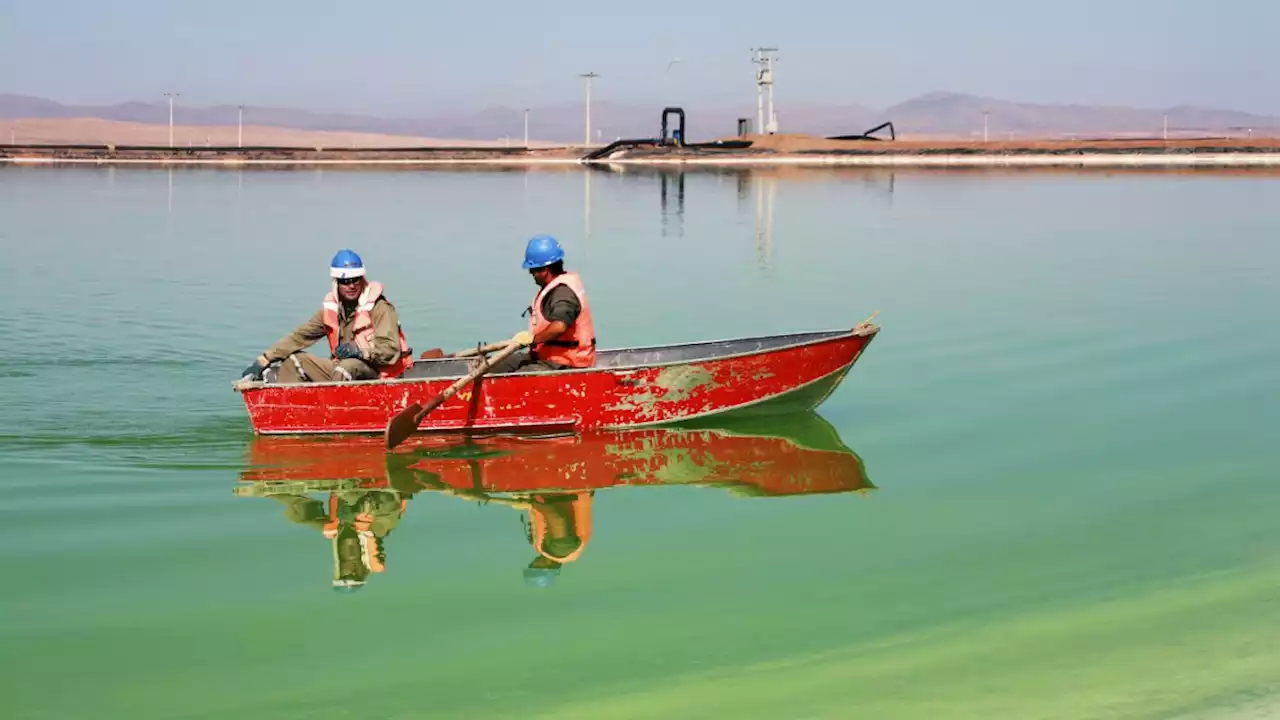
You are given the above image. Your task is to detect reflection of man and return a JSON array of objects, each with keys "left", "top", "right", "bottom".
[
  {"left": 520, "top": 492, "right": 593, "bottom": 588},
  {"left": 271, "top": 490, "right": 408, "bottom": 592},
  {"left": 438, "top": 486, "right": 594, "bottom": 589}
]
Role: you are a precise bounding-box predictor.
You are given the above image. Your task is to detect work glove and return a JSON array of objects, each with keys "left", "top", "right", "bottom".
[
  {"left": 334, "top": 343, "right": 364, "bottom": 361},
  {"left": 241, "top": 360, "right": 265, "bottom": 381}
]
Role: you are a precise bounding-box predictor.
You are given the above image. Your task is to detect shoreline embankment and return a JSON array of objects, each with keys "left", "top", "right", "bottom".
[{"left": 5, "top": 134, "right": 1280, "bottom": 169}]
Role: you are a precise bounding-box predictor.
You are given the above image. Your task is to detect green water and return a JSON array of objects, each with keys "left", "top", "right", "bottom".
[{"left": 2, "top": 166, "right": 1279, "bottom": 719}]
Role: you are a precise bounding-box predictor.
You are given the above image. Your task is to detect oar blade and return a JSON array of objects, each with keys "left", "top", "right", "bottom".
[{"left": 385, "top": 403, "right": 423, "bottom": 450}]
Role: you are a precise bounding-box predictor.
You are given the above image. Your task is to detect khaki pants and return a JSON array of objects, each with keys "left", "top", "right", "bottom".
[{"left": 277, "top": 352, "right": 379, "bottom": 383}]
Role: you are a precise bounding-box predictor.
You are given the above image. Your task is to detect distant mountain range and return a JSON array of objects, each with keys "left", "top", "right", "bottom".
[{"left": 3, "top": 92, "right": 1278, "bottom": 142}]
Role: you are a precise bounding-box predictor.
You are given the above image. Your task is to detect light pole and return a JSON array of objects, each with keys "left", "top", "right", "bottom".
[
  {"left": 238, "top": 105, "right": 244, "bottom": 148},
  {"left": 164, "top": 92, "right": 179, "bottom": 148},
  {"left": 578, "top": 72, "right": 599, "bottom": 146},
  {"left": 982, "top": 110, "right": 989, "bottom": 142},
  {"left": 523, "top": 108, "right": 529, "bottom": 147}
]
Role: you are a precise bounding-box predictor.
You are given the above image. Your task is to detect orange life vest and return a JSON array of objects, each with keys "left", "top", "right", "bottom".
[
  {"left": 528, "top": 272, "right": 595, "bottom": 368},
  {"left": 322, "top": 280, "right": 414, "bottom": 379},
  {"left": 528, "top": 492, "right": 593, "bottom": 563}
]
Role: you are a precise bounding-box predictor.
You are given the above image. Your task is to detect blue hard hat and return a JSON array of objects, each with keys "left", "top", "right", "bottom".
[
  {"left": 522, "top": 234, "right": 565, "bottom": 270},
  {"left": 330, "top": 249, "right": 366, "bottom": 279},
  {"left": 522, "top": 566, "right": 559, "bottom": 588}
]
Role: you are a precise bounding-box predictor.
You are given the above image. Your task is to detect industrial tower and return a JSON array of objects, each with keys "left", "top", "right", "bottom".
[{"left": 752, "top": 47, "right": 779, "bottom": 134}]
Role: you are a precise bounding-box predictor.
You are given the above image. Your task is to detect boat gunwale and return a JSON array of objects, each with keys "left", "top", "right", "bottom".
[{"left": 234, "top": 323, "right": 880, "bottom": 394}]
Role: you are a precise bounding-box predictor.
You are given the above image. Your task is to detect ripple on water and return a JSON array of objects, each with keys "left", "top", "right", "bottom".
[{"left": 0, "top": 414, "right": 252, "bottom": 474}]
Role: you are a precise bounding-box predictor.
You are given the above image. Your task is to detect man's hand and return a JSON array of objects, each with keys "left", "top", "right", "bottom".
[
  {"left": 530, "top": 321, "right": 568, "bottom": 346},
  {"left": 334, "top": 343, "right": 364, "bottom": 361},
  {"left": 240, "top": 360, "right": 266, "bottom": 381},
  {"left": 512, "top": 330, "right": 534, "bottom": 347}
]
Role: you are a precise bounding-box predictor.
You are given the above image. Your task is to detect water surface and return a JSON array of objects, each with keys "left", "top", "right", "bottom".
[{"left": 2, "top": 165, "right": 1278, "bottom": 719}]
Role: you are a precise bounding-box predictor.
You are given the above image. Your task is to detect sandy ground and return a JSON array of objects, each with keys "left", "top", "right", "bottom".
[{"left": 0, "top": 118, "right": 558, "bottom": 148}]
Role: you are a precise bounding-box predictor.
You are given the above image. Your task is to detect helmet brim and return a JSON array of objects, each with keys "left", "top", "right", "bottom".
[
  {"left": 522, "top": 253, "right": 564, "bottom": 271},
  {"left": 330, "top": 267, "right": 367, "bottom": 279}
]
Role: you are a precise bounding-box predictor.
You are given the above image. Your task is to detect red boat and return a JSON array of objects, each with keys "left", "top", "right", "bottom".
[
  {"left": 234, "top": 413, "right": 875, "bottom": 499},
  {"left": 233, "top": 323, "right": 879, "bottom": 436}
]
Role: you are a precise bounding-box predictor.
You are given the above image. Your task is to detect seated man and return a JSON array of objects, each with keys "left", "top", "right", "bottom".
[
  {"left": 491, "top": 234, "right": 596, "bottom": 374},
  {"left": 240, "top": 249, "right": 413, "bottom": 383}
]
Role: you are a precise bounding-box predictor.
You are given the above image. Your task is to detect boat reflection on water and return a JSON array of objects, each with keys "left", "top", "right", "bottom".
[{"left": 234, "top": 412, "right": 874, "bottom": 591}]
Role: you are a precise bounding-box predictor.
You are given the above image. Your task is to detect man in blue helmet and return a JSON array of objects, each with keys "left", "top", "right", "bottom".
[
  {"left": 240, "top": 250, "right": 414, "bottom": 383},
  {"left": 490, "top": 234, "right": 597, "bottom": 374}
]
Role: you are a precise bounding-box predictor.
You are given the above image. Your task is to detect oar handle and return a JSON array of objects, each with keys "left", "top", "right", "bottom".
[
  {"left": 411, "top": 341, "right": 523, "bottom": 423},
  {"left": 452, "top": 341, "right": 512, "bottom": 359},
  {"left": 386, "top": 331, "right": 532, "bottom": 450}
]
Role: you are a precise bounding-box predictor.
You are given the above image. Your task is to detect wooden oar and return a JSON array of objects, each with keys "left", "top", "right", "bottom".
[
  {"left": 417, "top": 341, "right": 518, "bottom": 361},
  {"left": 452, "top": 341, "right": 514, "bottom": 359},
  {"left": 385, "top": 333, "right": 529, "bottom": 450}
]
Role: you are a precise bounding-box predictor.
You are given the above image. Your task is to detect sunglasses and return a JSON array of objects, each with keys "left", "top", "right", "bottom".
[{"left": 335, "top": 277, "right": 363, "bottom": 285}]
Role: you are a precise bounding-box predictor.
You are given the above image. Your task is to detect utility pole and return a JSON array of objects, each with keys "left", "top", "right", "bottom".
[
  {"left": 1163, "top": 113, "right": 1168, "bottom": 140},
  {"left": 578, "top": 72, "right": 599, "bottom": 146},
  {"left": 523, "top": 108, "right": 529, "bottom": 147},
  {"left": 982, "top": 110, "right": 989, "bottom": 142},
  {"left": 751, "top": 47, "right": 779, "bottom": 134},
  {"left": 238, "top": 105, "right": 244, "bottom": 148},
  {"left": 164, "top": 92, "right": 179, "bottom": 148}
]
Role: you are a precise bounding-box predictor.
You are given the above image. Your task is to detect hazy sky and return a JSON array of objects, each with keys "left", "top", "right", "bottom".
[{"left": 3, "top": 0, "right": 1276, "bottom": 115}]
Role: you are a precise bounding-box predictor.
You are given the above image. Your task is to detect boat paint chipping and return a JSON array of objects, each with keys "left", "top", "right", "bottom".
[
  {"left": 238, "top": 329, "right": 877, "bottom": 434},
  {"left": 606, "top": 364, "right": 721, "bottom": 420}
]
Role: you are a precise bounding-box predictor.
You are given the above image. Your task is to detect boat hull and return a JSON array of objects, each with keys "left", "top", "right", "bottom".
[{"left": 237, "top": 326, "right": 877, "bottom": 435}]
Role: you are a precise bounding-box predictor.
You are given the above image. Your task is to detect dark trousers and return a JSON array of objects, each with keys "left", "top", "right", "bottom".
[{"left": 486, "top": 349, "right": 567, "bottom": 374}]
